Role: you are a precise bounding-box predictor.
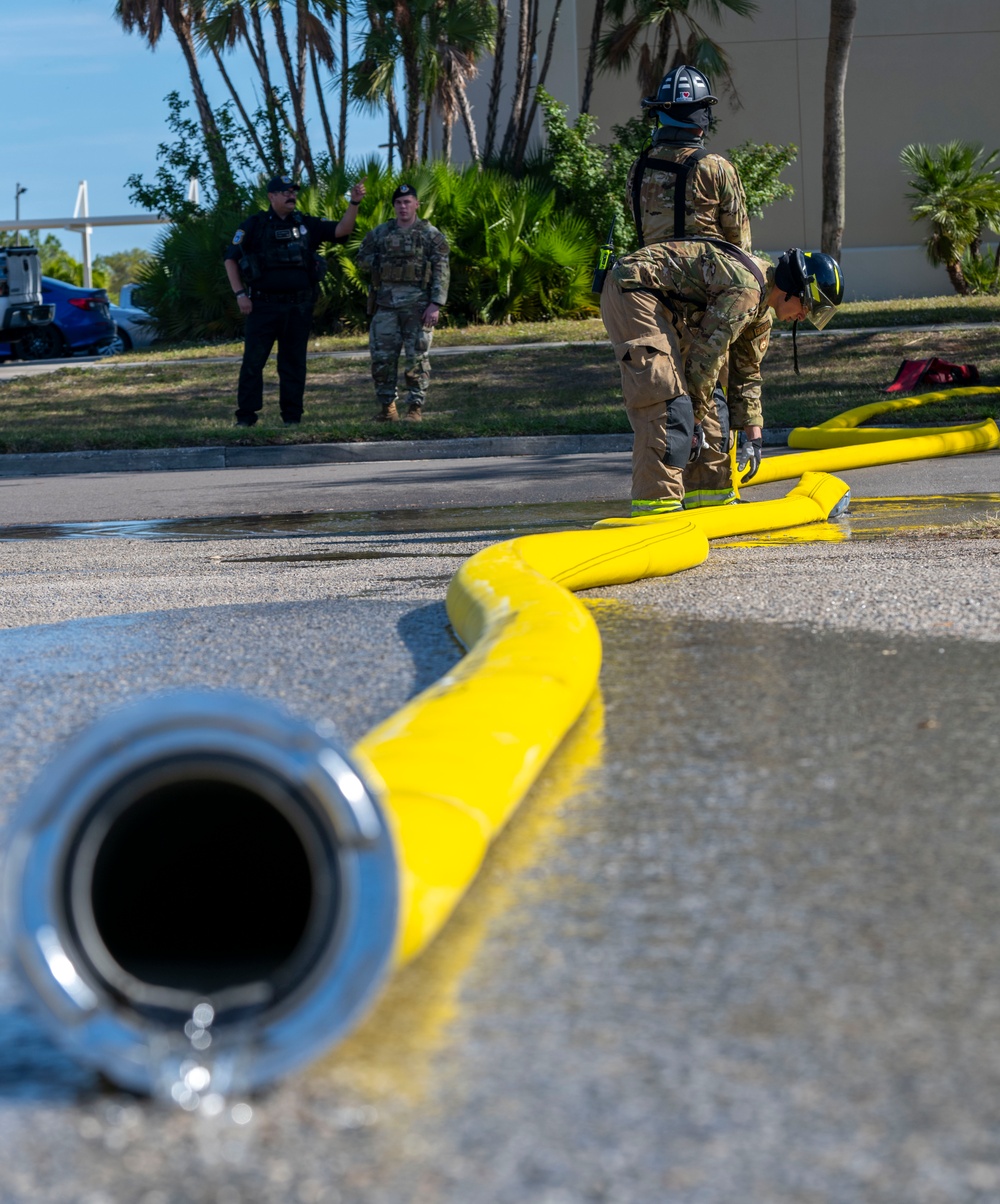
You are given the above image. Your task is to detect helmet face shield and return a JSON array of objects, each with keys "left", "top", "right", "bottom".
[{"left": 803, "top": 277, "right": 839, "bottom": 329}]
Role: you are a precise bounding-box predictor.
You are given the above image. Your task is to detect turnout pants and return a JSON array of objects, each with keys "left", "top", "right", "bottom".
[
  {"left": 600, "top": 280, "right": 735, "bottom": 510},
  {"left": 235, "top": 298, "right": 314, "bottom": 423},
  {"left": 369, "top": 304, "right": 434, "bottom": 408}
]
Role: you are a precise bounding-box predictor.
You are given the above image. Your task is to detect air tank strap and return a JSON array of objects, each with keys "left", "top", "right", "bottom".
[
  {"left": 661, "top": 235, "right": 767, "bottom": 295},
  {"left": 630, "top": 147, "right": 709, "bottom": 247}
]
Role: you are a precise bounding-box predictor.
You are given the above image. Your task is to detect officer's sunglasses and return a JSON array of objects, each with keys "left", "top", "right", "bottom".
[{"left": 276, "top": 188, "right": 299, "bottom": 197}]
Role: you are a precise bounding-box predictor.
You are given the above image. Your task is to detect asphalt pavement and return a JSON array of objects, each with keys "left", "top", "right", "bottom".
[
  {"left": 0, "top": 443, "right": 996, "bottom": 528},
  {"left": 0, "top": 445, "right": 997, "bottom": 1202}
]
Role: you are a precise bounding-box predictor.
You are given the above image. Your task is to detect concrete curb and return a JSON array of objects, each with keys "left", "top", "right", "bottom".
[
  {"left": 0, "top": 429, "right": 802, "bottom": 480},
  {"left": 0, "top": 434, "right": 625, "bottom": 479}
]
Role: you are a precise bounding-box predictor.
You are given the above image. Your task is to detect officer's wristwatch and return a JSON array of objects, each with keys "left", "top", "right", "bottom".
[{"left": 234, "top": 290, "right": 247, "bottom": 298}]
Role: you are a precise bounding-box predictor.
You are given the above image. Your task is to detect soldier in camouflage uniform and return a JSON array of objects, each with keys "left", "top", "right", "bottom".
[
  {"left": 601, "top": 242, "right": 843, "bottom": 516},
  {"left": 355, "top": 184, "right": 450, "bottom": 422}
]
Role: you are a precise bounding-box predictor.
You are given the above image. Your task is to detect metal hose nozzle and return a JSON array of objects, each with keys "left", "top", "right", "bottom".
[{"left": 4, "top": 691, "right": 398, "bottom": 1098}]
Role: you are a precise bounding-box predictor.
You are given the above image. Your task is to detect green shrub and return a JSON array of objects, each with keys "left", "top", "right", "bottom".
[
  {"left": 140, "top": 158, "right": 596, "bottom": 340},
  {"left": 959, "top": 246, "right": 1000, "bottom": 296}
]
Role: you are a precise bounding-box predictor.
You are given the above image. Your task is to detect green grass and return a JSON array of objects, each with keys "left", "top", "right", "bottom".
[
  {"left": 832, "top": 293, "right": 1000, "bottom": 329},
  {"left": 1, "top": 303, "right": 997, "bottom": 454},
  {"left": 761, "top": 324, "right": 1000, "bottom": 428},
  {"left": 119, "top": 294, "right": 1000, "bottom": 365},
  {"left": 122, "top": 317, "right": 609, "bottom": 363}
]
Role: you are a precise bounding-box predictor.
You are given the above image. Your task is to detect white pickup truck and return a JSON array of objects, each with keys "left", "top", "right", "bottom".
[{"left": 0, "top": 246, "right": 55, "bottom": 356}]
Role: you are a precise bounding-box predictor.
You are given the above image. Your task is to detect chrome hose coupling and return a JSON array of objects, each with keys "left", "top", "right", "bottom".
[{"left": 4, "top": 691, "right": 399, "bottom": 1098}]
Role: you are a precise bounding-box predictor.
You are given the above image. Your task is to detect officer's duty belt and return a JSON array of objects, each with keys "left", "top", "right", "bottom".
[{"left": 249, "top": 288, "right": 314, "bottom": 304}]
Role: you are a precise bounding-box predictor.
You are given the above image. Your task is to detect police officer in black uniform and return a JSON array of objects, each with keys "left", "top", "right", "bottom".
[{"left": 224, "top": 174, "right": 365, "bottom": 426}]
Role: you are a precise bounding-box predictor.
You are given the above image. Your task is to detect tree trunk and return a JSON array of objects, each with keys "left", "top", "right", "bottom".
[
  {"left": 397, "top": 2, "right": 423, "bottom": 169},
  {"left": 250, "top": 3, "right": 286, "bottom": 173},
  {"left": 501, "top": 0, "right": 532, "bottom": 162},
  {"left": 483, "top": 0, "right": 508, "bottom": 160},
  {"left": 210, "top": 46, "right": 271, "bottom": 171},
  {"left": 271, "top": 2, "right": 316, "bottom": 178},
  {"left": 387, "top": 87, "right": 406, "bottom": 169},
  {"left": 580, "top": 0, "right": 604, "bottom": 114},
  {"left": 422, "top": 99, "right": 433, "bottom": 162},
  {"left": 311, "top": 44, "right": 337, "bottom": 163},
  {"left": 821, "top": 0, "right": 858, "bottom": 261},
  {"left": 294, "top": 0, "right": 316, "bottom": 175},
  {"left": 457, "top": 86, "right": 481, "bottom": 163},
  {"left": 514, "top": 0, "right": 563, "bottom": 168},
  {"left": 339, "top": 5, "right": 349, "bottom": 164},
  {"left": 946, "top": 259, "right": 969, "bottom": 295},
  {"left": 167, "top": 9, "right": 236, "bottom": 201}
]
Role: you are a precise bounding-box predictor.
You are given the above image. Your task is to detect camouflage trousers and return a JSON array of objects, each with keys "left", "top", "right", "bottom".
[
  {"left": 600, "top": 280, "right": 734, "bottom": 509},
  {"left": 369, "top": 304, "right": 434, "bottom": 408}
]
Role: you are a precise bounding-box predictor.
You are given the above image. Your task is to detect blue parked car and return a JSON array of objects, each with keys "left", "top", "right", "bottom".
[{"left": 19, "top": 276, "right": 116, "bottom": 359}]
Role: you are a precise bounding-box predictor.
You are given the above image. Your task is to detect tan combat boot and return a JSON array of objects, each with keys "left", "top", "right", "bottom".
[
  {"left": 374, "top": 401, "right": 399, "bottom": 422},
  {"left": 404, "top": 403, "right": 422, "bottom": 422}
]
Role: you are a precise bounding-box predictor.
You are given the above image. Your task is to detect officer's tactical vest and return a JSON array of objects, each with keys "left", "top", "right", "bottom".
[
  {"left": 258, "top": 216, "right": 310, "bottom": 271},
  {"left": 630, "top": 146, "right": 709, "bottom": 247},
  {"left": 379, "top": 224, "right": 433, "bottom": 286}
]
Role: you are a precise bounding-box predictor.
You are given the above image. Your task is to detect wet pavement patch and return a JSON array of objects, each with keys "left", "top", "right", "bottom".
[
  {"left": 0, "top": 499, "right": 627, "bottom": 542},
  {"left": 716, "top": 493, "right": 1000, "bottom": 547},
  {"left": 0, "top": 493, "right": 997, "bottom": 546},
  {"left": 229, "top": 547, "right": 471, "bottom": 565}
]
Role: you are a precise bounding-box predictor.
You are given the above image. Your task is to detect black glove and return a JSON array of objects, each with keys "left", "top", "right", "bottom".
[
  {"left": 689, "top": 423, "right": 707, "bottom": 463},
  {"left": 736, "top": 433, "right": 763, "bottom": 481}
]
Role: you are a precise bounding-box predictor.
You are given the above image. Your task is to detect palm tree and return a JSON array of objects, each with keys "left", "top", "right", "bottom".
[
  {"left": 423, "top": 0, "right": 494, "bottom": 163},
  {"left": 197, "top": 0, "right": 271, "bottom": 170},
  {"left": 115, "top": 0, "right": 237, "bottom": 200},
  {"left": 596, "top": 0, "right": 757, "bottom": 102},
  {"left": 350, "top": 0, "right": 411, "bottom": 165},
  {"left": 338, "top": 2, "right": 350, "bottom": 162},
  {"left": 821, "top": 0, "right": 857, "bottom": 262},
  {"left": 351, "top": 0, "right": 430, "bottom": 168},
  {"left": 353, "top": 0, "right": 492, "bottom": 168},
  {"left": 900, "top": 141, "right": 1000, "bottom": 295}
]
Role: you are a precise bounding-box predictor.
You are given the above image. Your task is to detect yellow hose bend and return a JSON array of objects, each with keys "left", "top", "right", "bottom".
[
  {"left": 806, "top": 385, "right": 1000, "bottom": 430},
  {"left": 757, "top": 386, "right": 1000, "bottom": 483},
  {"left": 354, "top": 473, "right": 851, "bottom": 965},
  {"left": 354, "top": 519, "right": 710, "bottom": 962},
  {"left": 750, "top": 421, "right": 999, "bottom": 485}
]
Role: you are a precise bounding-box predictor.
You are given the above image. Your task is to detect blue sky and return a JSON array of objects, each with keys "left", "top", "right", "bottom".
[{"left": 3, "top": 1, "right": 385, "bottom": 259}]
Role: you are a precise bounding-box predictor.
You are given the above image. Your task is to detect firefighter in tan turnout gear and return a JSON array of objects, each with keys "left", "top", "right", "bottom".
[
  {"left": 626, "top": 64, "right": 763, "bottom": 504},
  {"left": 601, "top": 243, "right": 844, "bottom": 516},
  {"left": 356, "top": 184, "right": 450, "bottom": 422}
]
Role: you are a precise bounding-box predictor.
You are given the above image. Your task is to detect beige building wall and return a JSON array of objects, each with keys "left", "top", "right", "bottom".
[{"left": 466, "top": 0, "right": 1000, "bottom": 299}]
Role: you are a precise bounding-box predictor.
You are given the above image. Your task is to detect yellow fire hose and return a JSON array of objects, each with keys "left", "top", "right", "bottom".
[
  {"left": 355, "top": 471, "right": 851, "bottom": 965},
  {"left": 751, "top": 386, "right": 1000, "bottom": 484}
]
